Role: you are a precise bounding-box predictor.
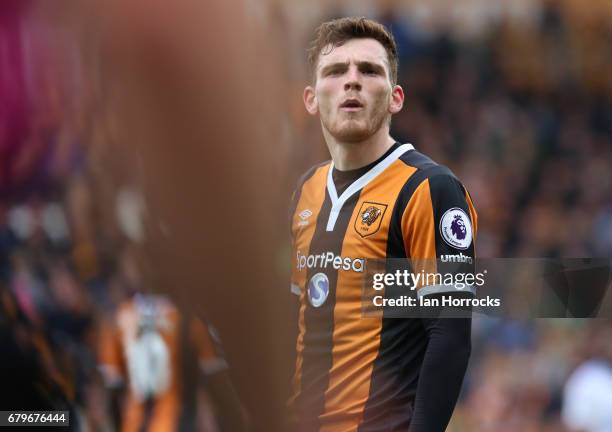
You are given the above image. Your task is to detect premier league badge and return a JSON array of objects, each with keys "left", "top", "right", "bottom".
[{"left": 439, "top": 207, "right": 473, "bottom": 250}]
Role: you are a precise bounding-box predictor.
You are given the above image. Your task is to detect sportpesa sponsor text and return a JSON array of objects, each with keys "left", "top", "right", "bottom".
[
  {"left": 296, "top": 251, "right": 475, "bottom": 272},
  {"left": 296, "top": 251, "right": 365, "bottom": 273}
]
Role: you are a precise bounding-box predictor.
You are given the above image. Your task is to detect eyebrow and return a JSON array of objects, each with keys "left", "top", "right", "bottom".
[{"left": 319, "top": 60, "right": 386, "bottom": 77}]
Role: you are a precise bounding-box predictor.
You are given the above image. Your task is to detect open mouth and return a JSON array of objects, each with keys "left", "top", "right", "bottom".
[{"left": 340, "top": 99, "right": 363, "bottom": 111}]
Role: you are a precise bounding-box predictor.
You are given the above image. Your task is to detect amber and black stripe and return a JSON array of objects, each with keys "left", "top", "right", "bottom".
[
  {"left": 359, "top": 151, "right": 476, "bottom": 431},
  {"left": 296, "top": 169, "right": 362, "bottom": 431},
  {"left": 290, "top": 145, "right": 477, "bottom": 431}
]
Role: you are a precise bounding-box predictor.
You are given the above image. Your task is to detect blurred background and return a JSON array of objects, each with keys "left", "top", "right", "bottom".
[{"left": 1, "top": 0, "right": 611, "bottom": 430}]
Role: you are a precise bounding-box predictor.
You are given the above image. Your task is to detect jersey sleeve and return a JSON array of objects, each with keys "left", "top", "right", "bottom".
[
  {"left": 288, "top": 163, "right": 328, "bottom": 297},
  {"left": 191, "top": 318, "right": 229, "bottom": 376},
  {"left": 289, "top": 187, "right": 302, "bottom": 296},
  {"left": 401, "top": 173, "right": 477, "bottom": 297}
]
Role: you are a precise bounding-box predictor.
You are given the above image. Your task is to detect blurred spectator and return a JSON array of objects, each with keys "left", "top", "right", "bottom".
[
  {"left": 562, "top": 359, "right": 612, "bottom": 432},
  {"left": 97, "top": 247, "right": 248, "bottom": 432},
  {"left": 0, "top": 282, "right": 79, "bottom": 429}
]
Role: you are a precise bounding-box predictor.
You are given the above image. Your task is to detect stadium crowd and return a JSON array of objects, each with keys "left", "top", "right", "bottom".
[{"left": 1, "top": 0, "right": 611, "bottom": 430}]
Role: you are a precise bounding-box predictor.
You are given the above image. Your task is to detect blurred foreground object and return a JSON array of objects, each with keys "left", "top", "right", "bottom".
[{"left": 75, "top": 0, "right": 294, "bottom": 430}]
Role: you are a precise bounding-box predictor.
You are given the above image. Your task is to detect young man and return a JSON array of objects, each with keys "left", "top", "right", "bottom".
[{"left": 289, "top": 17, "right": 477, "bottom": 431}]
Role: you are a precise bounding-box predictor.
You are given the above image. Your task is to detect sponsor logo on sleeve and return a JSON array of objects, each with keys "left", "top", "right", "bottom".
[
  {"left": 440, "top": 252, "right": 473, "bottom": 264},
  {"left": 439, "top": 208, "right": 472, "bottom": 250}
]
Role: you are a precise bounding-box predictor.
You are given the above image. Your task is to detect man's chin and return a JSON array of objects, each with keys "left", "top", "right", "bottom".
[{"left": 331, "top": 125, "right": 371, "bottom": 143}]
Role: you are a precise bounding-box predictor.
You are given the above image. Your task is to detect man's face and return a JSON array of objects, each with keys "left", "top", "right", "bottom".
[{"left": 304, "top": 38, "right": 403, "bottom": 143}]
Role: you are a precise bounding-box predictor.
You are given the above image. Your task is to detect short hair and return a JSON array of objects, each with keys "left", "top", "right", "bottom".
[{"left": 307, "top": 17, "right": 398, "bottom": 84}]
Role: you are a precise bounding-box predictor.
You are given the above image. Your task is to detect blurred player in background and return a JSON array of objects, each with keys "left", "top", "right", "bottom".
[
  {"left": 289, "top": 17, "right": 477, "bottom": 431},
  {"left": 98, "top": 246, "right": 248, "bottom": 432}
]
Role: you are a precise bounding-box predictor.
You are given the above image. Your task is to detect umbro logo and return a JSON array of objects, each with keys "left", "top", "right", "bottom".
[
  {"left": 440, "top": 252, "right": 473, "bottom": 264},
  {"left": 298, "top": 209, "right": 312, "bottom": 226},
  {"left": 299, "top": 209, "right": 312, "bottom": 220}
]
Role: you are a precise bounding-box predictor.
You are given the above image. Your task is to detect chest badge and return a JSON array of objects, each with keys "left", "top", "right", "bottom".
[{"left": 354, "top": 202, "right": 388, "bottom": 238}]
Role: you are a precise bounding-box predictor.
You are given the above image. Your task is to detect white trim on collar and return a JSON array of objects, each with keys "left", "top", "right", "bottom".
[{"left": 325, "top": 143, "right": 414, "bottom": 231}]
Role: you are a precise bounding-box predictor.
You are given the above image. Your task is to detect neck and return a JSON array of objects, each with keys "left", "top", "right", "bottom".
[{"left": 323, "top": 126, "right": 396, "bottom": 171}]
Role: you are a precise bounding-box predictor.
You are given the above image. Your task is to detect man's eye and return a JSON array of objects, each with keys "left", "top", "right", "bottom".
[{"left": 363, "top": 69, "right": 379, "bottom": 76}]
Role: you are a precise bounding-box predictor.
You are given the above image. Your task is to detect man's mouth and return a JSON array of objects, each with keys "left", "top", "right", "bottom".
[{"left": 340, "top": 99, "right": 363, "bottom": 112}]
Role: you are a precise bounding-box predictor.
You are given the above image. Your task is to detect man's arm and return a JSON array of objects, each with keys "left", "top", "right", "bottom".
[
  {"left": 192, "top": 318, "right": 249, "bottom": 431},
  {"left": 97, "top": 318, "right": 126, "bottom": 431},
  {"left": 409, "top": 304, "right": 472, "bottom": 432},
  {"left": 402, "top": 170, "right": 478, "bottom": 431},
  {"left": 205, "top": 370, "right": 250, "bottom": 432}
]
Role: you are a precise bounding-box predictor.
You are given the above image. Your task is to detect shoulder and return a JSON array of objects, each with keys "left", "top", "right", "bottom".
[
  {"left": 291, "top": 160, "right": 331, "bottom": 202},
  {"left": 295, "top": 160, "right": 331, "bottom": 192},
  {"left": 396, "top": 149, "right": 466, "bottom": 201},
  {"left": 289, "top": 160, "right": 331, "bottom": 220}
]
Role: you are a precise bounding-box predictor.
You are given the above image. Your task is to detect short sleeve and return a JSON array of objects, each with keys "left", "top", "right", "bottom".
[
  {"left": 289, "top": 187, "right": 302, "bottom": 296},
  {"left": 401, "top": 173, "right": 477, "bottom": 296},
  {"left": 288, "top": 163, "right": 329, "bottom": 297}
]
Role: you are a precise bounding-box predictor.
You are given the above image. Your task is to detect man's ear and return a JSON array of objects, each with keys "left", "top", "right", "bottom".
[
  {"left": 303, "top": 86, "right": 318, "bottom": 115},
  {"left": 389, "top": 84, "right": 404, "bottom": 114}
]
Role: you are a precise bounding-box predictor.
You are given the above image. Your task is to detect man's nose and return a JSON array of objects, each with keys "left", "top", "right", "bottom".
[{"left": 344, "top": 67, "right": 362, "bottom": 91}]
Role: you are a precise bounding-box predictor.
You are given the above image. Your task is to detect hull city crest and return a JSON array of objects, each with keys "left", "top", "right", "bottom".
[{"left": 354, "top": 202, "right": 387, "bottom": 238}]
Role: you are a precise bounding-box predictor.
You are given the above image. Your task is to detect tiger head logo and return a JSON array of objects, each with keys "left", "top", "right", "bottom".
[{"left": 361, "top": 206, "right": 382, "bottom": 226}]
